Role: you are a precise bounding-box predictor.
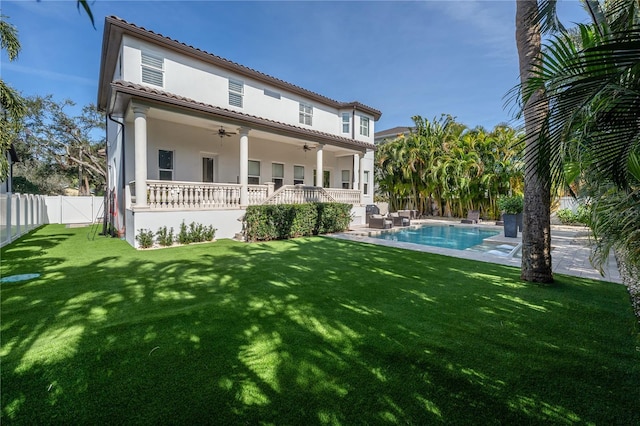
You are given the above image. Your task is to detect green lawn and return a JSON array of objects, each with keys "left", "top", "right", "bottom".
[{"left": 1, "top": 225, "right": 638, "bottom": 425}]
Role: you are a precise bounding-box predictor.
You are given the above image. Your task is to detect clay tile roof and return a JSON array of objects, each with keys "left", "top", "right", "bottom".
[
  {"left": 110, "top": 80, "right": 376, "bottom": 151},
  {"left": 375, "top": 126, "right": 414, "bottom": 138}
]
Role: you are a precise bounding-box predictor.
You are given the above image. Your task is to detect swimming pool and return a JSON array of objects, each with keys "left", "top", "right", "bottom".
[{"left": 370, "top": 224, "right": 500, "bottom": 250}]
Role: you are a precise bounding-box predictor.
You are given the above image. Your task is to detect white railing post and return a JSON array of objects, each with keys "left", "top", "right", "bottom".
[{"left": 266, "top": 182, "right": 274, "bottom": 197}]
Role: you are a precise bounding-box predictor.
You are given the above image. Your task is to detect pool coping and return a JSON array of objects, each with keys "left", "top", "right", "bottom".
[{"left": 330, "top": 218, "right": 621, "bottom": 284}]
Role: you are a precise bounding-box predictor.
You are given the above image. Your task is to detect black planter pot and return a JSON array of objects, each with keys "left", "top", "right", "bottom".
[{"left": 503, "top": 214, "right": 518, "bottom": 238}]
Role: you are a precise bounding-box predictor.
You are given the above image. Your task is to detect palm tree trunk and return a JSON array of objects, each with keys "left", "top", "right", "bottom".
[{"left": 516, "top": 0, "right": 553, "bottom": 283}]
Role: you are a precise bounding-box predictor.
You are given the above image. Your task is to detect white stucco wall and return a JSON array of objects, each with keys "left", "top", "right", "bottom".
[
  {"left": 127, "top": 205, "right": 365, "bottom": 248},
  {"left": 121, "top": 36, "right": 375, "bottom": 142},
  {"left": 128, "top": 208, "right": 244, "bottom": 247},
  {"left": 121, "top": 118, "right": 369, "bottom": 188},
  {"left": 361, "top": 150, "right": 375, "bottom": 205}
]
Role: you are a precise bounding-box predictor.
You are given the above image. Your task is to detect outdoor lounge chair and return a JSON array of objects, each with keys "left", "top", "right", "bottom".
[
  {"left": 398, "top": 210, "right": 418, "bottom": 220},
  {"left": 369, "top": 214, "right": 392, "bottom": 229},
  {"left": 389, "top": 212, "right": 410, "bottom": 227},
  {"left": 461, "top": 210, "right": 480, "bottom": 224}
]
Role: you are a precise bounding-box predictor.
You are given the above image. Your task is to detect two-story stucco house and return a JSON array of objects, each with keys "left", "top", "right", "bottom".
[{"left": 97, "top": 16, "right": 381, "bottom": 247}]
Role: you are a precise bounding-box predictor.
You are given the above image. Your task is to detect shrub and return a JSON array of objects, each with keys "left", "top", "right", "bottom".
[
  {"left": 188, "top": 222, "right": 205, "bottom": 243},
  {"left": 245, "top": 206, "right": 278, "bottom": 241},
  {"left": 497, "top": 195, "right": 524, "bottom": 214},
  {"left": 556, "top": 205, "right": 591, "bottom": 225},
  {"left": 156, "top": 226, "right": 175, "bottom": 247},
  {"left": 315, "top": 202, "right": 352, "bottom": 234},
  {"left": 177, "top": 221, "right": 191, "bottom": 245},
  {"left": 135, "top": 229, "right": 154, "bottom": 248},
  {"left": 245, "top": 202, "right": 351, "bottom": 242},
  {"left": 138, "top": 222, "right": 216, "bottom": 249},
  {"left": 203, "top": 225, "right": 217, "bottom": 241}
]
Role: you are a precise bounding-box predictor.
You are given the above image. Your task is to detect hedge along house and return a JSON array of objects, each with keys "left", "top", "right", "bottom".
[{"left": 97, "top": 16, "right": 381, "bottom": 247}]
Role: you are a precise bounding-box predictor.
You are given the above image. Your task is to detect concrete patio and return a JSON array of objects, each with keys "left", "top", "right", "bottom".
[{"left": 333, "top": 218, "right": 621, "bottom": 284}]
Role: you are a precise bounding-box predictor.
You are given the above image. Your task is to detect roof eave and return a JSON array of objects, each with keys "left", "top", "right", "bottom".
[
  {"left": 109, "top": 81, "right": 376, "bottom": 152},
  {"left": 97, "top": 16, "right": 382, "bottom": 118}
]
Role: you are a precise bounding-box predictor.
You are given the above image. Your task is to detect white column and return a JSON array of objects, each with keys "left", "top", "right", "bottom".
[
  {"left": 353, "top": 153, "right": 360, "bottom": 190},
  {"left": 316, "top": 144, "right": 324, "bottom": 187},
  {"left": 238, "top": 127, "right": 250, "bottom": 207},
  {"left": 133, "top": 105, "right": 150, "bottom": 208},
  {"left": 359, "top": 155, "right": 366, "bottom": 194}
]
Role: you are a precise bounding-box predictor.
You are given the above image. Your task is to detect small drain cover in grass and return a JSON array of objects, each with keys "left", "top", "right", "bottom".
[{"left": 0, "top": 273, "right": 41, "bottom": 283}]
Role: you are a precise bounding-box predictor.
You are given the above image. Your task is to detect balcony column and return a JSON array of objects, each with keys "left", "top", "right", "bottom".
[
  {"left": 316, "top": 144, "right": 324, "bottom": 187},
  {"left": 238, "top": 127, "right": 250, "bottom": 207},
  {"left": 133, "top": 105, "right": 150, "bottom": 208},
  {"left": 353, "top": 153, "right": 360, "bottom": 190},
  {"left": 359, "top": 154, "right": 366, "bottom": 194}
]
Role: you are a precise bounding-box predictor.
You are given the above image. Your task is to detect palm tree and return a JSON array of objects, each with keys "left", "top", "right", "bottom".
[
  {"left": 515, "top": 0, "right": 553, "bottom": 283},
  {"left": 0, "top": 15, "right": 25, "bottom": 181},
  {"left": 520, "top": 0, "right": 640, "bottom": 273},
  {"left": 374, "top": 117, "right": 524, "bottom": 221}
]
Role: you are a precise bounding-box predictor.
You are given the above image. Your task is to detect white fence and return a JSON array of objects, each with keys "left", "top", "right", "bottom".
[
  {"left": 0, "top": 194, "right": 104, "bottom": 248},
  {"left": 558, "top": 196, "right": 579, "bottom": 213}
]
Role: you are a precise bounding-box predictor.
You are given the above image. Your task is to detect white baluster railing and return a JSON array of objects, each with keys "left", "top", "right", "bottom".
[
  {"left": 262, "top": 185, "right": 343, "bottom": 205},
  {"left": 142, "top": 181, "right": 268, "bottom": 210},
  {"left": 129, "top": 181, "right": 359, "bottom": 210},
  {"left": 323, "top": 188, "right": 361, "bottom": 205}
]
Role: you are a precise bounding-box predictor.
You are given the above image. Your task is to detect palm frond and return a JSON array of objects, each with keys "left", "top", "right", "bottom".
[{"left": 522, "top": 27, "right": 640, "bottom": 189}]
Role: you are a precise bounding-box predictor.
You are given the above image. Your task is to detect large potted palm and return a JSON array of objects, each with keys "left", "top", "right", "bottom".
[{"left": 498, "top": 195, "right": 523, "bottom": 238}]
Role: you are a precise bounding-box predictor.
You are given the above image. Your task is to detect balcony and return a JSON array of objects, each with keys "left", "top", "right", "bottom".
[{"left": 128, "top": 181, "right": 361, "bottom": 210}]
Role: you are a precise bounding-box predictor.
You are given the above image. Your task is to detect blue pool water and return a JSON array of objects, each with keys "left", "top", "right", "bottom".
[{"left": 370, "top": 225, "right": 500, "bottom": 250}]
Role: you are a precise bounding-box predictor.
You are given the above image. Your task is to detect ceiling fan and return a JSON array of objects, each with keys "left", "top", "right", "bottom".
[
  {"left": 218, "top": 126, "right": 237, "bottom": 138},
  {"left": 302, "top": 144, "right": 316, "bottom": 152}
]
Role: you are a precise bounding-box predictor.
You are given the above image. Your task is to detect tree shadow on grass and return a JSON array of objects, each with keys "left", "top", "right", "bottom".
[{"left": 1, "top": 228, "right": 639, "bottom": 424}]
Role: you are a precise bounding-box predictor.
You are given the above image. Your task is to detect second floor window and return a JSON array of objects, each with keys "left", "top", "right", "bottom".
[
  {"left": 299, "top": 103, "right": 313, "bottom": 126},
  {"left": 229, "top": 79, "right": 244, "bottom": 108},
  {"left": 141, "top": 52, "right": 164, "bottom": 87},
  {"left": 342, "top": 113, "right": 350, "bottom": 134},
  {"left": 360, "top": 116, "right": 370, "bottom": 137}
]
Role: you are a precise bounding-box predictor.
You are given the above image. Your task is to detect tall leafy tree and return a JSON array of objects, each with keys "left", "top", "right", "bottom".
[
  {"left": 1, "top": 1, "right": 95, "bottom": 181},
  {"left": 15, "top": 96, "right": 106, "bottom": 195}
]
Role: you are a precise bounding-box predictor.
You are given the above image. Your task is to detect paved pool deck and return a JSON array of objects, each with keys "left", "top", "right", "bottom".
[{"left": 332, "top": 218, "right": 621, "bottom": 284}]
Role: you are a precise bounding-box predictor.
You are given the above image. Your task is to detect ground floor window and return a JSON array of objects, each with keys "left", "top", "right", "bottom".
[
  {"left": 159, "top": 149, "right": 174, "bottom": 180},
  {"left": 313, "top": 169, "right": 330, "bottom": 188},
  {"left": 272, "top": 162, "right": 284, "bottom": 189},
  {"left": 363, "top": 170, "right": 370, "bottom": 195},
  {"left": 202, "top": 157, "right": 215, "bottom": 182},
  {"left": 341, "top": 170, "right": 351, "bottom": 189},
  {"left": 294, "top": 165, "right": 305, "bottom": 185},
  {"left": 248, "top": 160, "right": 260, "bottom": 185}
]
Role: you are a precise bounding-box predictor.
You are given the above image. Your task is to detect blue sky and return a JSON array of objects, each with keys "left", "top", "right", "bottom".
[{"left": 2, "top": 0, "right": 589, "bottom": 132}]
